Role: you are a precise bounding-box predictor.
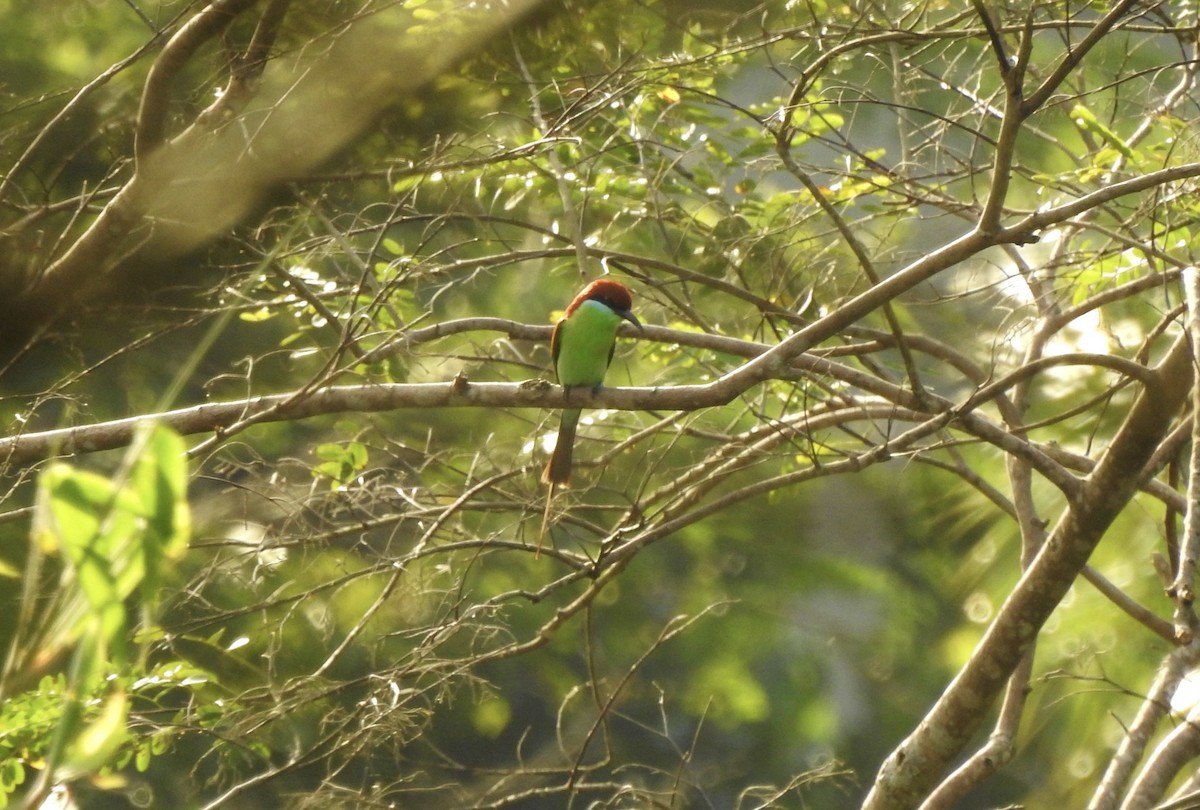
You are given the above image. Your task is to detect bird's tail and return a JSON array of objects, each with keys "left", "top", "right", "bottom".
[{"left": 541, "top": 407, "right": 580, "bottom": 485}]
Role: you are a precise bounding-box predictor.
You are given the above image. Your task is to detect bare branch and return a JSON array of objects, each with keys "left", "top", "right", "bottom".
[
  {"left": 863, "top": 335, "right": 1194, "bottom": 810},
  {"left": 1170, "top": 266, "right": 1200, "bottom": 640},
  {"left": 1088, "top": 646, "right": 1197, "bottom": 810},
  {"left": 135, "top": 0, "right": 260, "bottom": 164},
  {"left": 1022, "top": 0, "right": 1144, "bottom": 114}
]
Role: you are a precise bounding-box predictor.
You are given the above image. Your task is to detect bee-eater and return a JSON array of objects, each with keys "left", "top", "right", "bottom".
[{"left": 541, "top": 278, "right": 643, "bottom": 486}]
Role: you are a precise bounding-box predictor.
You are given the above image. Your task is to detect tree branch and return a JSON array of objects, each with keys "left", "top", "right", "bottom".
[
  {"left": 1170, "top": 266, "right": 1200, "bottom": 640},
  {"left": 1087, "top": 646, "right": 1197, "bottom": 810},
  {"left": 1004, "top": 161, "right": 1200, "bottom": 243},
  {"left": 1, "top": 317, "right": 1123, "bottom": 492},
  {"left": 135, "top": 0, "right": 260, "bottom": 164},
  {"left": 1021, "top": 0, "right": 1142, "bottom": 114},
  {"left": 1122, "top": 699, "right": 1200, "bottom": 809},
  {"left": 917, "top": 649, "right": 1035, "bottom": 809},
  {"left": 8, "top": 0, "right": 551, "bottom": 349},
  {"left": 862, "top": 334, "right": 1194, "bottom": 810}
]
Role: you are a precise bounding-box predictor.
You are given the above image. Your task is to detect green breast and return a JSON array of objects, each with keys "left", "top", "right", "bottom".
[{"left": 554, "top": 300, "right": 624, "bottom": 387}]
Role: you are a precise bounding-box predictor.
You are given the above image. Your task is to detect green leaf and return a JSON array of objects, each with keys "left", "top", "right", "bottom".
[
  {"left": 132, "top": 424, "right": 190, "bottom": 605},
  {"left": 238, "top": 307, "right": 273, "bottom": 322},
  {"left": 0, "top": 758, "right": 25, "bottom": 793},
  {"left": 38, "top": 465, "right": 138, "bottom": 636},
  {"left": 313, "top": 441, "right": 370, "bottom": 486},
  {"left": 32, "top": 428, "right": 190, "bottom": 667},
  {"left": 61, "top": 690, "right": 129, "bottom": 778},
  {"left": 133, "top": 424, "right": 189, "bottom": 554},
  {"left": 135, "top": 741, "right": 152, "bottom": 772},
  {"left": 1071, "top": 102, "right": 1138, "bottom": 161}
]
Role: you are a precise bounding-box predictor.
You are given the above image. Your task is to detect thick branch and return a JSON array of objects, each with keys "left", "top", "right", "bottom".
[
  {"left": 135, "top": 0, "right": 259, "bottom": 163},
  {"left": 9, "top": 0, "right": 549, "bottom": 348},
  {"left": 861, "top": 334, "right": 1194, "bottom": 810},
  {"left": 917, "top": 650, "right": 1035, "bottom": 810},
  {"left": 1170, "top": 266, "right": 1200, "bottom": 639},
  {"left": 1, "top": 318, "right": 1126, "bottom": 484}
]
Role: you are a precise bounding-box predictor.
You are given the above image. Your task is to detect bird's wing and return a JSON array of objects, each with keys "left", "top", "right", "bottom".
[{"left": 549, "top": 317, "right": 565, "bottom": 381}]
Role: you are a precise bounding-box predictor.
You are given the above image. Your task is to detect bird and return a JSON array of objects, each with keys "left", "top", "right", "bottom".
[{"left": 541, "top": 278, "right": 643, "bottom": 487}]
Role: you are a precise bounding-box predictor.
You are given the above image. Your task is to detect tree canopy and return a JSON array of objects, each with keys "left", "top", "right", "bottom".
[{"left": 3, "top": 1, "right": 1200, "bottom": 808}]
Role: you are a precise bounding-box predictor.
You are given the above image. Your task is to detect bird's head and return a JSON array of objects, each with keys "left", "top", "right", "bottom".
[{"left": 566, "top": 278, "right": 643, "bottom": 331}]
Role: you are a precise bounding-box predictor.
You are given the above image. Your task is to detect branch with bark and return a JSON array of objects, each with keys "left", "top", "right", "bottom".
[{"left": 2, "top": 0, "right": 549, "bottom": 348}]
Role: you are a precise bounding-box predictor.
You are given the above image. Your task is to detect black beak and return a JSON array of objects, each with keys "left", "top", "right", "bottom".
[{"left": 620, "top": 310, "right": 644, "bottom": 333}]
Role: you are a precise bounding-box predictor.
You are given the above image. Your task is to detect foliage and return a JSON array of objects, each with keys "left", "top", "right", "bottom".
[
  {"left": 3, "top": 1, "right": 1200, "bottom": 809},
  {"left": 2, "top": 425, "right": 190, "bottom": 807}
]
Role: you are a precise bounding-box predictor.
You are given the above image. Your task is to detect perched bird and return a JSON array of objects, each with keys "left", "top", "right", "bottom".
[{"left": 542, "top": 278, "right": 643, "bottom": 486}]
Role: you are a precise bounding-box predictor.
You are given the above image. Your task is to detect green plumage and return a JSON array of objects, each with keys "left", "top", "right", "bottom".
[{"left": 542, "top": 282, "right": 641, "bottom": 485}]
